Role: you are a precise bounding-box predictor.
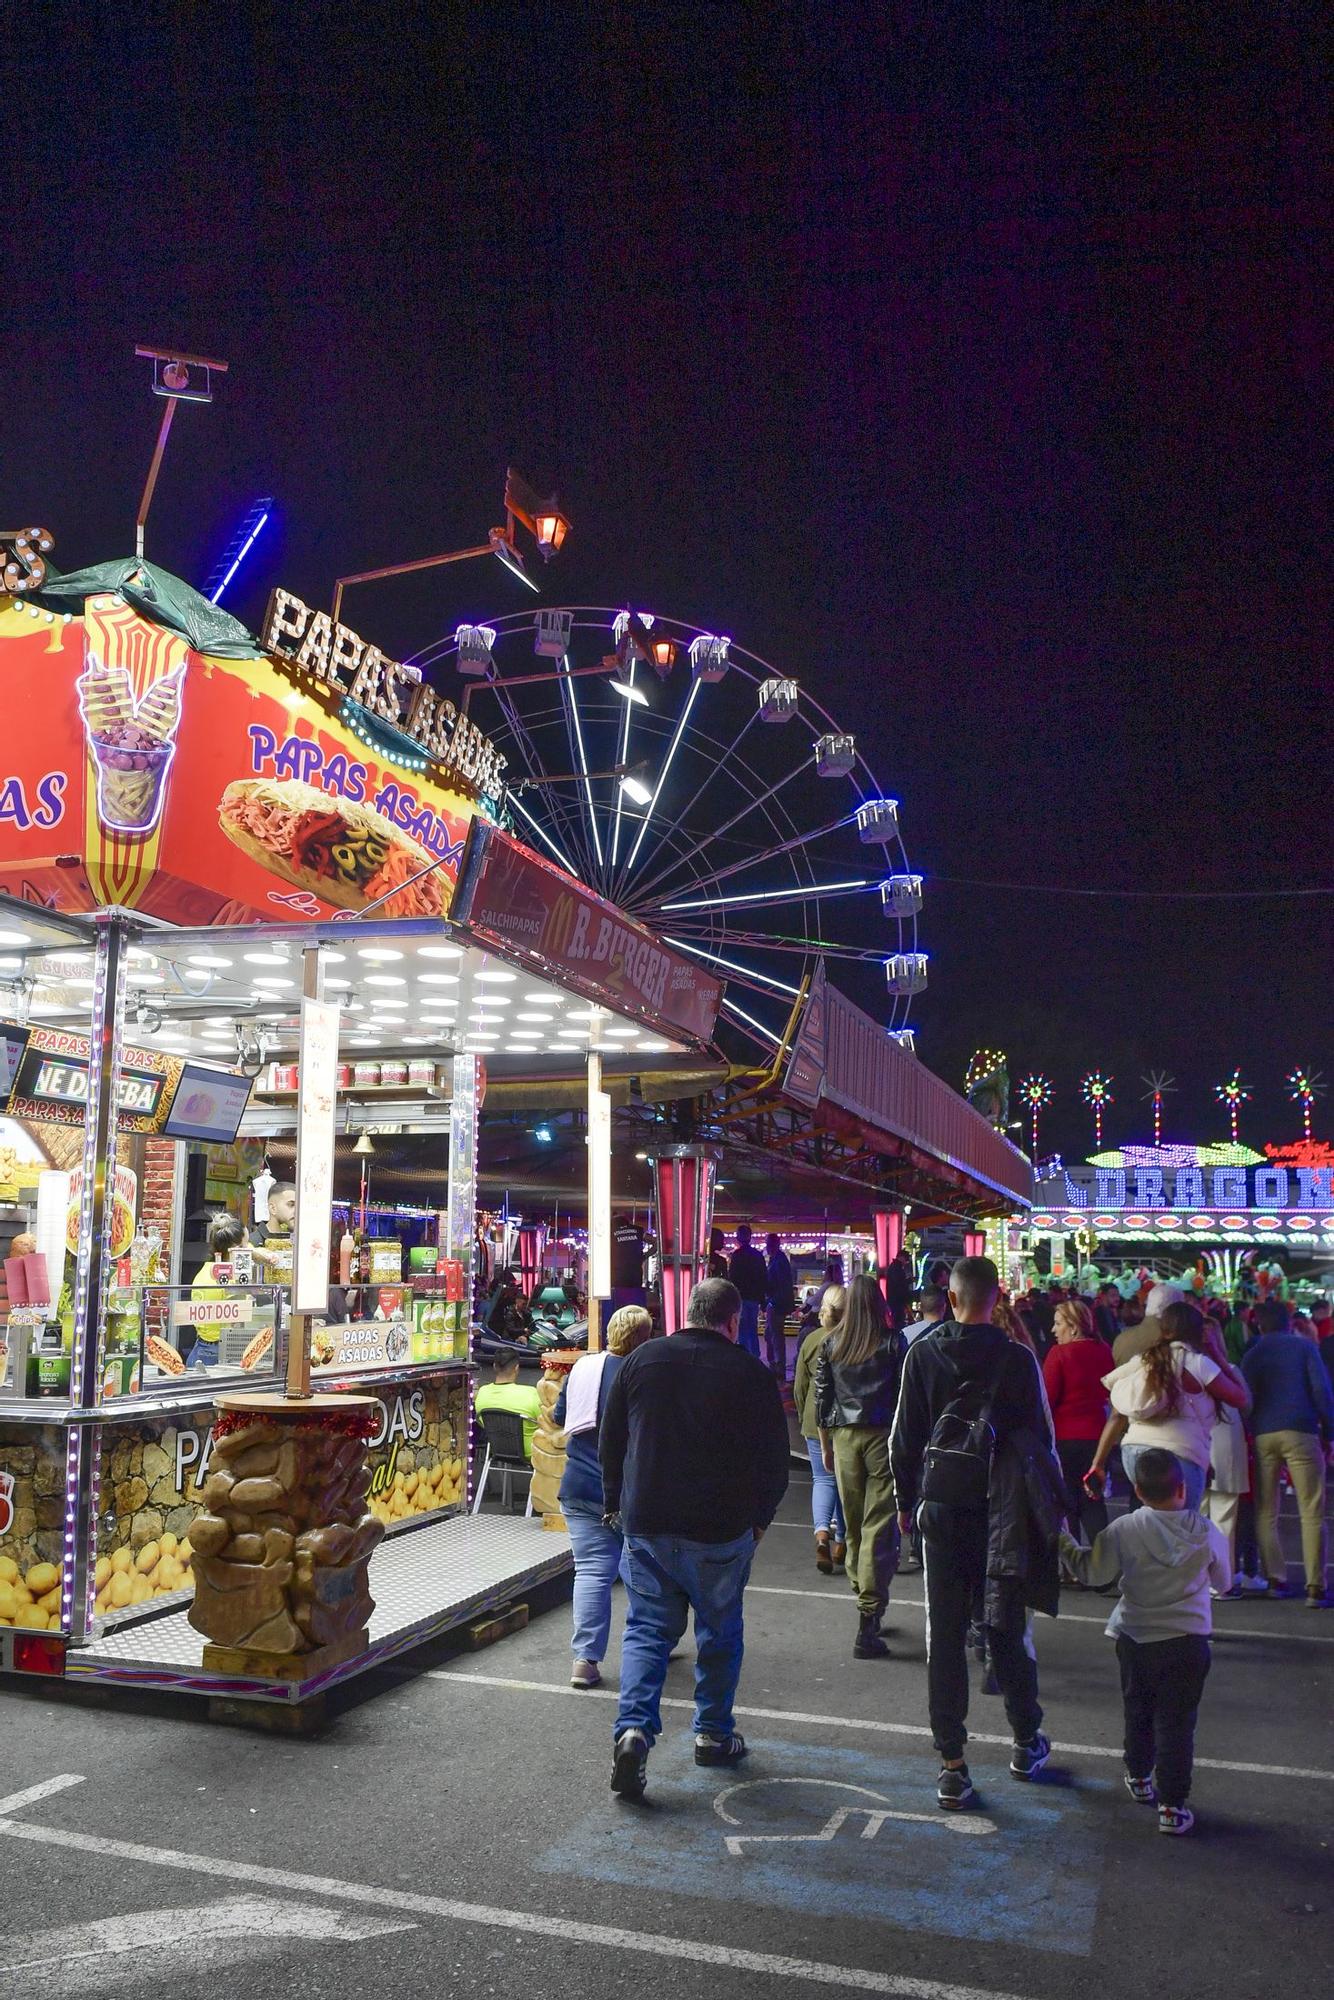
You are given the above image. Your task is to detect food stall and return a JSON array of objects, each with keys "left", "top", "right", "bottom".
[{"left": 0, "top": 565, "right": 723, "bottom": 1704}]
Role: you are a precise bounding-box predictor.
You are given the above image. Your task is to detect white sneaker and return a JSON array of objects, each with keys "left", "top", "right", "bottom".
[{"left": 1240, "top": 1574, "right": 1269, "bottom": 1595}]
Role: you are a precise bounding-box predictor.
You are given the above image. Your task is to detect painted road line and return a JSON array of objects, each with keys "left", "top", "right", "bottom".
[
  {"left": 426, "top": 1670, "right": 1334, "bottom": 1783},
  {"left": 0, "top": 1818, "right": 1043, "bottom": 2000},
  {"left": 0, "top": 1895, "right": 414, "bottom": 1980},
  {"left": 0, "top": 1775, "right": 85, "bottom": 1818},
  {"left": 748, "top": 1582, "right": 1334, "bottom": 1645}
]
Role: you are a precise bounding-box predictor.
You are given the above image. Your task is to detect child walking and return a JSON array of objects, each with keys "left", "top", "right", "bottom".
[{"left": 1061, "top": 1445, "right": 1229, "bottom": 1835}]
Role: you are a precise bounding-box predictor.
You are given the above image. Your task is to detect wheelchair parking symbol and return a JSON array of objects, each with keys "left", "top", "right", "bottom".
[
  {"left": 537, "top": 1736, "right": 1100, "bottom": 1955},
  {"left": 714, "top": 1777, "right": 997, "bottom": 1853}
]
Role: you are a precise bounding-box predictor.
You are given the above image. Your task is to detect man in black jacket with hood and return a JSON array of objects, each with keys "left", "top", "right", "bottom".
[{"left": 890, "top": 1255, "right": 1054, "bottom": 1810}]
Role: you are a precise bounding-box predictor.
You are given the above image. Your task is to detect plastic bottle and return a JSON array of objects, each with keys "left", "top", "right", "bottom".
[{"left": 339, "top": 1226, "right": 355, "bottom": 1287}]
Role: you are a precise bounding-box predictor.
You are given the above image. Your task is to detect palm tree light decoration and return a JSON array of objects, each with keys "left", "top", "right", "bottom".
[
  {"left": 1082, "top": 1072, "right": 1114, "bottom": 1149},
  {"left": 1214, "top": 1069, "right": 1250, "bottom": 1145},
  {"left": 1017, "top": 1074, "right": 1053, "bottom": 1156},
  {"left": 1287, "top": 1067, "right": 1326, "bottom": 1142},
  {"left": 1140, "top": 1070, "right": 1177, "bottom": 1148}
]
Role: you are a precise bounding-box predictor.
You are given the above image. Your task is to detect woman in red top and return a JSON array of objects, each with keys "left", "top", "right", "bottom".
[{"left": 1043, "top": 1299, "right": 1115, "bottom": 1542}]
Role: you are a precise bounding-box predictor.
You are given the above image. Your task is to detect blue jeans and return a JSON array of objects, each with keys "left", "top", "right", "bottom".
[
  {"left": 186, "top": 1340, "right": 219, "bottom": 1370},
  {"left": 566, "top": 1504, "right": 625, "bottom": 1662},
  {"left": 1121, "top": 1443, "right": 1206, "bottom": 1511},
  {"left": 806, "top": 1437, "right": 846, "bottom": 1538},
  {"left": 616, "top": 1530, "right": 754, "bottom": 1745},
  {"left": 737, "top": 1301, "right": 761, "bottom": 1358}
]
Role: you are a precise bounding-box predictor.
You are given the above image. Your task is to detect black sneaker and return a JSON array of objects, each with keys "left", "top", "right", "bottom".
[
  {"left": 611, "top": 1728, "right": 650, "bottom": 1800},
  {"left": 937, "top": 1764, "right": 976, "bottom": 1811},
  {"left": 1010, "top": 1731, "right": 1051, "bottom": 1780},
  {"left": 694, "top": 1731, "right": 748, "bottom": 1767}
]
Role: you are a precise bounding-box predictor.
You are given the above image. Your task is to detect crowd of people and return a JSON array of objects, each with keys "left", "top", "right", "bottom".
[{"left": 546, "top": 1247, "right": 1333, "bottom": 1839}]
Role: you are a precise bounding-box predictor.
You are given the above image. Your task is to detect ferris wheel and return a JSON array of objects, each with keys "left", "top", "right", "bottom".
[{"left": 409, "top": 608, "right": 926, "bottom": 1055}]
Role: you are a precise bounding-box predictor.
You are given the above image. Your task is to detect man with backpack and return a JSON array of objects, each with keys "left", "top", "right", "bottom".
[{"left": 890, "top": 1255, "right": 1058, "bottom": 1811}]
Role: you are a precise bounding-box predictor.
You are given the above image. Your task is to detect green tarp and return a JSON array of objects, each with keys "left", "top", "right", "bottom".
[{"left": 32, "top": 558, "right": 262, "bottom": 659}]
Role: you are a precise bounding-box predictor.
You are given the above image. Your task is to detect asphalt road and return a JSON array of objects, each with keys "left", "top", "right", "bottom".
[{"left": 0, "top": 1475, "right": 1331, "bottom": 2000}]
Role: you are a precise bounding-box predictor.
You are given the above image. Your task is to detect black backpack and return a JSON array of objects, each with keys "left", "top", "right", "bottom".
[{"left": 920, "top": 1348, "right": 1008, "bottom": 1509}]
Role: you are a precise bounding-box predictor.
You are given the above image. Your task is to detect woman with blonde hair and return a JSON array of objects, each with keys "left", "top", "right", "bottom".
[
  {"left": 1042, "top": 1298, "right": 1115, "bottom": 1543},
  {"left": 555, "top": 1305, "right": 654, "bottom": 1688},
  {"left": 793, "top": 1284, "right": 846, "bottom": 1572}
]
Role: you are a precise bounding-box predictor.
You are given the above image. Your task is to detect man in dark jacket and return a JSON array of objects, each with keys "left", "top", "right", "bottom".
[
  {"left": 727, "top": 1224, "right": 769, "bottom": 1359},
  {"left": 599, "top": 1277, "right": 789, "bottom": 1801},
  {"left": 763, "top": 1232, "right": 796, "bottom": 1377},
  {"left": 890, "top": 1255, "right": 1055, "bottom": 1811}
]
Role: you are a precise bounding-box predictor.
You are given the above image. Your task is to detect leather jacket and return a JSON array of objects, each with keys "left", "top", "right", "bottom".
[{"left": 813, "top": 1331, "right": 904, "bottom": 1431}]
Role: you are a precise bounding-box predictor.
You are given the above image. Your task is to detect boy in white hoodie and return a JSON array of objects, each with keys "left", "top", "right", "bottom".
[{"left": 1061, "top": 1445, "right": 1230, "bottom": 1835}]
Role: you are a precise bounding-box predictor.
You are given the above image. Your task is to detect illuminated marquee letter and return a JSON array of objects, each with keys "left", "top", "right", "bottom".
[
  {"left": 1296, "top": 1168, "right": 1333, "bottom": 1210},
  {"left": 263, "top": 587, "right": 310, "bottom": 654},
  {"left": 1172, "top": 1167, "right": 1205, "bottom": 1210},
  {"left": 1094, "top": 1169, "right": 1126, "bottom": 1208},
  {"left": 1211, "top": 1167, "right": 1246, "bottom": 1209},
  {"left": 1132, "top": 1168, "right": 1165, "bottom": 1208},
  {"left": 1253, "top": 1167, "right": 1288, "bottom": 1210}
]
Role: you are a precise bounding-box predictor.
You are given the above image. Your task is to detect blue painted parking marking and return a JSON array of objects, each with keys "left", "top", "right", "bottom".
[{"left": 537, "top": 1736, "right": 1103, "bottom": 1955}]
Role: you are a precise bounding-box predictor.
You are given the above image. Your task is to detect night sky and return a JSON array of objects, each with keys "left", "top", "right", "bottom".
[{"left": 7, "top": 10, "right": 1328, "bottom": 1160}]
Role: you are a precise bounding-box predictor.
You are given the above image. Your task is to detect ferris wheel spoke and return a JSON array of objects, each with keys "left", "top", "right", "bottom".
[
  {"left": 506, "top": 786, "right": 580, "bottom": 876},
  {"left": 608, "top": 658, "right": 639, "bottom": 874},
  {"left": 648, "top": 810, "right": 857, "bottom": 904},
  {"left": 556, "top": 653, "right": 605, "bottom": 876},
  {"left": 630, "top": 753, "right": 818, "bottom": 908},
  {"left": 630, "top": 703, "right": 764, "bottom": 897},
  {"left": 615, "top": 679, "right": 702, "bottom": 897},
  {"left": 719, "top": 994, "right": 786, "bottom": 1050},
  {"left": 655, "top": 878, "right": 879, "bottom": 915},
  {"left": 662, "top": 935, "right": 803, "bottom": 998}
]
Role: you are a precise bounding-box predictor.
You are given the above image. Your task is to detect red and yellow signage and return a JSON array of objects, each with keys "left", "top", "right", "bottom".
[
  {"left": 0, "top": 592, "right": 484, "bottom": 925},
  {"left": 453, "top": 821, "right": 723, "bottom": 1045}
]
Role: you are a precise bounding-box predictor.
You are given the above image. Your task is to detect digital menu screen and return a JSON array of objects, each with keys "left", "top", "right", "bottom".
[{"left": 162, "top": 1064, "right": 254, "bottom": 1144}]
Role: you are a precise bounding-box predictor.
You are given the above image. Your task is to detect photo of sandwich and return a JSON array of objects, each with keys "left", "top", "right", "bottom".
[{"left": 218, "top": 778, "right": 446, "bottom": 918}]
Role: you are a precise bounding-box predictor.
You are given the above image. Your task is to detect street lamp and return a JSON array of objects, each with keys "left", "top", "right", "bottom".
[{"left": 330, "top": 465, "right": 570, "bottom": 625}]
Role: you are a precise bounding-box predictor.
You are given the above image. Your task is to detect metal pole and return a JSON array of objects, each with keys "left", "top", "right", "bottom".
[
  {"left": 68, "top": 910, "right": 129, "bottom": 1643},
  {"left": 587, "top": 1049, "right": 604, "bottom": 1354},
  {"left": 135, "top": 397, "right": 179, "bottom": 559},
  {"left": 285, "top": 942, "right": 325, "bottom": 1399},
  {"left": 331, "top": 541, "right": 494, "bottom": 626}
]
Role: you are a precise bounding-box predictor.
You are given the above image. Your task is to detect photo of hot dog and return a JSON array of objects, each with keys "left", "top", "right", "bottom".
[
  {"left": 145, "top": 1334, "right": 185, "bottom": 1376},
  {"left": 218, "top": 778, "right": 446, "bottom": 918},
  {"left": 240, "top": 1326, "right": 275, "bottom": 1371}
]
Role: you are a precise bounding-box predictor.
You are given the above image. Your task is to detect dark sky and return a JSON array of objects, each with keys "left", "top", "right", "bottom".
[{"left": 6, "top": 7, "right": 1329, "bottom": 1159}]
